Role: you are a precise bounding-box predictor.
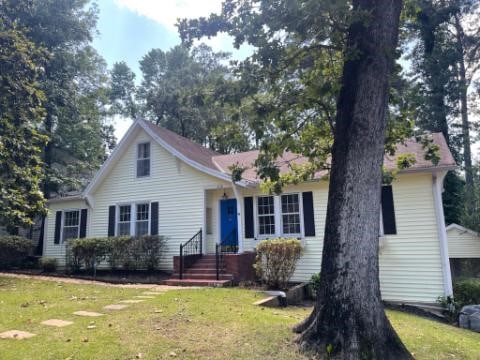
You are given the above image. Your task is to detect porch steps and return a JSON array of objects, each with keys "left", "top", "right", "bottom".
[{"left": 165, "top": 255, "right": 234, "bottom": 287}]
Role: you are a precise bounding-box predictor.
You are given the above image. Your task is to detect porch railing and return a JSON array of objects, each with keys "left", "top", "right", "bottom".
[
  {"left": 215, "top": 243, "right": 223, "bottom": 281},
  {"left": 179, "top": 229, "right": 202, "bottom": 279}
]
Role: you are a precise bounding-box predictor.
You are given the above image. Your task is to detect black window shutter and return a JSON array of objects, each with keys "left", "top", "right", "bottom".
[
  {"left": 302, "top": 192, "right": 316, "bottom": 237},
  {"left": 79, "top": 209, "right": 88, "bottom": 238},
  {"left": 54, "top": 211, "right": 62, "bottom": 244},
  {"left": 108, "top": 205, "right": 116, "bottom": 236},
  {"left": 151, "top": 202, "right": 159, "bottom": 235},
  {"left": 381, "top": 186, "right": 397, "bottom": 235},
  {"left": 244, "top": 197, "right": 254, "bottom": 238}
]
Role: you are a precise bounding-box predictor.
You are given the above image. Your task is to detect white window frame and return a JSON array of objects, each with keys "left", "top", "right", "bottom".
[
  {"left": 115, "top": 202, "right": 151, "bottom": 236},
  {"left": 136, "top": 142, "right": 151, "bottom": 178},
  {"left": 256, "top": 195, "right": 276, "bottom": 238},
  {"left": 254, "top": 193, "right": 305, "bottom": 239},
  {"left": 60, "top": 209, "right": 81, "bottom": 243},
  {"left": 280, "top": 193, "right": 303, "bottom": 237}
]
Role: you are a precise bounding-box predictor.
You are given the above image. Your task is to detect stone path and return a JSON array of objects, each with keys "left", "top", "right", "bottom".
[
  {"left": 119, "top": 299, "right": 144, "bottom": 304},
  {"left": 0, "top": 330, "right": 36, "bottom": 339},
  {"left": 103, "top": 304, "right": 129, "bottom": 310},
  {"left": 41, "top": 319, "right": 73, "bottom": 327},
  {"left": 0, "top": 272, "right": 199, "bottom": 342},
  {"left": 73, "top": 311, "right": 104, "bottom": 317}
]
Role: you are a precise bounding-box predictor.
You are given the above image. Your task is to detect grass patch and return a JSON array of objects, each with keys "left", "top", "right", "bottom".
[{"left": 0, "top": 276, "right": 479, "bottom": 359}]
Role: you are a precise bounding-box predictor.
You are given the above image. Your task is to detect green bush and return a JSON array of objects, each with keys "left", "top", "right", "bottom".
[
  {"left": 39, "top": 257, "right": 57, "bottom": 272},
  {"left": 66, "top": 237, "right": 110, "bottom": 272},
  {"left": 254, "top": 238, "right": 303, "bottom": 290},
  {"left": 308, "top": 272, "right": 321, "bottom": 299},
  {"left": 454, "top": 278, "right": 480, "bottom": 306},
  {"left": 0, "top": 236, "right": 35, "bottom": 269},
  {"left": 66, "top": 235, "right": 167, "bottom": 272}
]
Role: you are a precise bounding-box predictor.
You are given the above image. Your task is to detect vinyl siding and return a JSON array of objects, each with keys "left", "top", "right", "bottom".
[
  {"left": 240, "top": 174, "right": 446, "bottom": 303},
  {"left": 44, "top": 199, "right": 88, "bottom": 266},
  {"left": 44, "top": 130, "right": 229, "bottom": 269},
  {"left": 447, "top": 227, "right": 480, "bottom": 258},
  {"left": 43, "top": 127, "right": 447, "bottom": 303},
  {"left": 90, "top": 131, "right": 228, "bottom": 270}
]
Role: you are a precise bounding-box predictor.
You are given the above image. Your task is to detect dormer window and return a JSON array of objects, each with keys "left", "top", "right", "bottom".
[{"left": 137, "top": 142, "right": 150, "bottom": 177}]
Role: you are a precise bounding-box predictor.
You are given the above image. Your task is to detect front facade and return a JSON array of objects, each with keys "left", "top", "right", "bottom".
[{"left": 44, "top": 119, "right": 456, "bottom": 303}]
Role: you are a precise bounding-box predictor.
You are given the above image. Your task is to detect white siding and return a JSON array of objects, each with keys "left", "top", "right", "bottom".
[
  {"left": 89, "top": 131, "right": 228, "bottom": 270},
  {"left": 447, "top": 227, "right": 480, "bottom": 258},
  {"left": 240, "top": 174, "right": 446, "bottom": 303},
  {"left": 44, "top": 199, "right": 88, "bottom": 266},
  {"left": 43, "top": 127, "right": 447, "bottom": 302}
]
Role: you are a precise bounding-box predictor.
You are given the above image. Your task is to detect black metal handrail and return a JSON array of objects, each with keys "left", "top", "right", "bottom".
[
  {"left": 179, "top": 229, "right": 202, "bottom": 279},
  {"left": 215, "top": 243, "right": 223, "bottom": 281},
  {"left": 219, "top": 228, "right": 238, "bottom": 254}
]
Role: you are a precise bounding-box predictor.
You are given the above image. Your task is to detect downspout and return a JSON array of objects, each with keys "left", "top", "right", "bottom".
[
  {"left": 232, "top": 183, "right": 244, "bottom": 254},
  {"left": 432, "top": 171, "right": 453, "bottom": 297}
]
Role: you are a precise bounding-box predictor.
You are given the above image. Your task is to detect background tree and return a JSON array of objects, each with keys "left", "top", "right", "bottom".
[
  {"left": 1, "top": 0, "right": 115, "bottom": 198},
  {"left": 405, "top": 0, "right": 480, "bottom": 224},
  {"left": 0, "top": 22, "right": 48, "bottom": 230},
  {"left": 179, "top": 0, "right": 414, "bottom": 357},
  {"left": 111, "top": 44, "right": 252, "bottom": 153}
]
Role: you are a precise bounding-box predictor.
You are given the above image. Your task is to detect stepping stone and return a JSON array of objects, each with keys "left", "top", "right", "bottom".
[
  {"left": 73, "top": 311, "right": 104, "bottom": 317},
  {"left": 135, "top": 295, "right": 155, "bottom": 299},
  {"left": 103, "top": 304, "right": 129, "bottom": 310},
  {"left": 41, "top": 319, "right": 73, "bottom": 327},
  {"left": 119, "top": 299, "right": 145, "bottom": 304},
  {"left": 142, "top": 292, "right": 161, "bottom": 296},
  {"left": 0, "top": 330, "right": 36, "bottom": 339}
]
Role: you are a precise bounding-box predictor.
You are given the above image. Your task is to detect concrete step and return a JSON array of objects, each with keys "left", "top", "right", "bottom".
[{"left": 162, "top": 278, "right": 232, "bottom": 287}]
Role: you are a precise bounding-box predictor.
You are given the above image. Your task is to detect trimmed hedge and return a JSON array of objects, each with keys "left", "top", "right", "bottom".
[
  {"left": 66, "top": 235, "right": 167, "bottom": 272},
  {"left": 0, "top": 236, "right": 35, "bottom": 269},
  {"left": 254, "top": 238, "right": 303, "bottom": 290},
  {"left": 39, "top": 257, "right": 57, "bottom": 272}
]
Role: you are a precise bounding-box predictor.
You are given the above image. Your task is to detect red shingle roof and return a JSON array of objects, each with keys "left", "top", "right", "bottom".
[{"left": 144, "top": 120, "right": 456, "bottom": 183}]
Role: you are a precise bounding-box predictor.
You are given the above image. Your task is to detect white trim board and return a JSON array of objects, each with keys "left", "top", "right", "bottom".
[{"left": 446, "top": 223, "right": 479, "bottom": 237}]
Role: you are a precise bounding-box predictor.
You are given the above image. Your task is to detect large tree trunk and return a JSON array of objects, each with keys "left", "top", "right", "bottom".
[
  {"left": 295, "top": 0, "right": 412, "bottom": 358},
  {"left": 454, "top": 15, "right": 473, "bottom": 190}
]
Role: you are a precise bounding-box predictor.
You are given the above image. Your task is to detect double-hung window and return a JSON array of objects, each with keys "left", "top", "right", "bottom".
[
  {"left": 116, "top": 203, "right": 150, "bottom": 236},
  {"left": 281, "top": 194, "right": 301, "bottom": 235},
  {"left": 135, "top": 203, "right": 150, "bottom": 236},
  {"left": 117, "top": 205, "right": 132, "bottom": 236},
  {"left": 63, "top": 210, "right": 80, "bottom": 241},
  {"left": 137, "top": 142, "right": 150, "bottom": 177},
  {"left": 257, "top": 196, "right": 275, "bottom": 236}
]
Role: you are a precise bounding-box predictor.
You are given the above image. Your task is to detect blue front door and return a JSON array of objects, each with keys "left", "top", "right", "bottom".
[{"left": 220, "top": 199, "right": 238, "bottom": 252}]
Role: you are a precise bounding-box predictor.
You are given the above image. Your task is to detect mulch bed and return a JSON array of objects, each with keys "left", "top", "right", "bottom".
[{"left": 1, "top": 268, "right": 170, "bottom": 285}]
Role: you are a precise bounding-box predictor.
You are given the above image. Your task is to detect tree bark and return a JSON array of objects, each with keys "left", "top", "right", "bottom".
[
  {"left": 454, "top": 15, "right": 473, "bottom": 190},
  {"left": 295, "top": 1, "right": 412, "bottom": 358}
]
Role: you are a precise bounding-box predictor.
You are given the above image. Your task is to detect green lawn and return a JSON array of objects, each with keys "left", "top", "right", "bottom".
[{"left": 0, "top": 276, "right": 479, "bottom": 359}]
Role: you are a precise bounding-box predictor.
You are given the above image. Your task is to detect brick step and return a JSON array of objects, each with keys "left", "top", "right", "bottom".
[
  {"left": 171, "top": 273, "right": 233, "bottom": 280},
  {"left": 183, "top": 268, "right": 224, "bottom": 275},
  {"left": 162, "top": 279, "right": 232, "bottom": 287}
]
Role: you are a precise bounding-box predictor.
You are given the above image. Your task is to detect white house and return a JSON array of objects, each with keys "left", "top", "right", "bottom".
[
  {"left": 43, "top": 118, "right": 457, "bottom": 303},
  {"left": 447, "top": 223, "right": 480, "bottom": 259}
]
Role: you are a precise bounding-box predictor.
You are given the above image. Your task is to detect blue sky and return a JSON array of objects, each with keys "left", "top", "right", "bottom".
[{"left": 91, "top": 0, "right": 252, "bottom": 140}]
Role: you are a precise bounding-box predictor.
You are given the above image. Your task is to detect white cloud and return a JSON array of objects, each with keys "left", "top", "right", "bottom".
[
  {"left": 114, "top": 0, "right": 253, "bottom": 60},
  {"left": 115, "top": 0, "right": 223, "bottom": 31}
]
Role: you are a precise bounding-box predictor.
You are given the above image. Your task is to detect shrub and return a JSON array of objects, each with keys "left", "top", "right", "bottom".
[
  {"left": 0, "top": 236, "right": 35, "bottom": 269},
  {"left": 66, "top": 235, "right": 167, "bottom": 272},
  {"left": 107, "top": 236, "right": 132, "bottom": 270},
  {"left": 254, "top": 238, "right": 303, "bottom": 290},
  {"left": 66, "top": 237, "right": 110, "bottom": 272},
  {"left": 454, "top": 278, "right": 480, "bottom": 307},
  {"left": 308, "top": 272, "right": 321, "bottom": 299},
  {"left": 39, "top": 257, "right": 57, "bottom": 272}
]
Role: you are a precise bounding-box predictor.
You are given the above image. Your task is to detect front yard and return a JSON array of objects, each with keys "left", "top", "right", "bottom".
[{"left": 1, "top": 275, "right": 479, "bottom": 359}]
